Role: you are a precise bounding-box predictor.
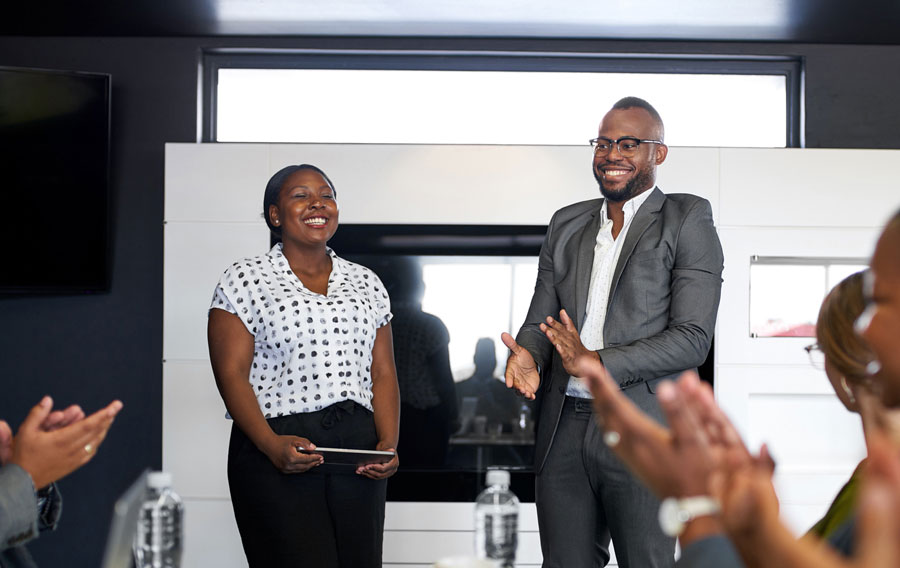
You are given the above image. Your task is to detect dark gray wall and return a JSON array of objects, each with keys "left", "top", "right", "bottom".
[{"left": 0, "top": 35, "right": 898, "bottom": 566}]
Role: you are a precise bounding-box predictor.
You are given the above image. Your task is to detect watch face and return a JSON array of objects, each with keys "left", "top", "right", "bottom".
[{"left": 658, "top": 497, "right": 684, "bottom": 537}]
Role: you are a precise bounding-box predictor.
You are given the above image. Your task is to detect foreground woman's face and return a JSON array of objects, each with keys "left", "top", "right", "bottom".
[
  {"left": 858, "top": 225, "right": 900, "bottom": 408},
  {"left": 272, "top": 169, "right": 339, "bottom": 246}
]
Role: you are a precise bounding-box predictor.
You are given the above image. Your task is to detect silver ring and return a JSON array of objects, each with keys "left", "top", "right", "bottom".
[
  {"left": 603, "top": 430, "right": 621, "bottom": 448},
  {"left": 83, "top": 443, "right": 93, "bottom": 455}
]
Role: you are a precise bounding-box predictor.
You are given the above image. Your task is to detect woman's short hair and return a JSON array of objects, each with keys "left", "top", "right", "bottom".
[
  {"left": 262, "top": 164, "right": 336, "bottom": 236},
  {"left": 816, "top": 271, "right": 875, "bottom": 384}
]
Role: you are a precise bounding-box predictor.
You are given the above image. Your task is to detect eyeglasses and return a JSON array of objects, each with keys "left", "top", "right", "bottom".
[
  {"left": 803, "top": 343, "right": 826, "bottom": 369},
  {"left": 589, "top": 136, "right": 664, "bottom": 157}
]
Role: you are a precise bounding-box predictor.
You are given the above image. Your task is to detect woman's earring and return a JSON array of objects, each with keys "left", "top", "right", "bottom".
[{"left": 840, "top": 376, "right": 856, "bottom": 404}]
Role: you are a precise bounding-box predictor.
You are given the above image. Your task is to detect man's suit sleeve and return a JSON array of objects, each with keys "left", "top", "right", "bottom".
[
  {"left": 676, "top": 534, "right": 745, "bottom": 568},
  {"left": 515, "top": 210, "right": 559, "bottom": 371},
  {"left": 0, "top": 464, "right": 61, "bottom": 551},
  {"left": 600, "top": 198, "right": 724, "bottom": 384}
]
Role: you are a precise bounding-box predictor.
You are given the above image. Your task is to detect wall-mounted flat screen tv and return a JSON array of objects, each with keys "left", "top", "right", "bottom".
[{"left": 0, "top": 66, "right": 111, "bottom": 294}]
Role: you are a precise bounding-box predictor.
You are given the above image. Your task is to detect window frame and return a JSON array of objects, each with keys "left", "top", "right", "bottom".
[{"left": 200, "top": 48, "right": 803, "bottom": 146}]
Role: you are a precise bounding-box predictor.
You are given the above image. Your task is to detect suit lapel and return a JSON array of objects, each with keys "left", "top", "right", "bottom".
[
  {"left": 574, "top": 203, "right": 605, "bottom": 331},
  {"left": 608, "top": 187, "right": 665, "bottom": 304}
]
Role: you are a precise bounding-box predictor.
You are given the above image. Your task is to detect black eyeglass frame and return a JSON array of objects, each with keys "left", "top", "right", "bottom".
[
  {"left": 589, "top": 136, "right": 666, "bottom": 156},
  {"left": 803, "top": 342, "right": 826, "bottom": 369}
]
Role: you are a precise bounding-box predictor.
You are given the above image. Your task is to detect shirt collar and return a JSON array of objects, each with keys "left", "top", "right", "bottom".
[
  {"left": 269, "top": 242, "right": 342, "bottom": 276},
  {"left": 600, "top": 186, "right": 656, "bottom": 225}
]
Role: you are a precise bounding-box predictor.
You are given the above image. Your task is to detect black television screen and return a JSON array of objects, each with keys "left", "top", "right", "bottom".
[{"left": 0, "top": 66, "right": 111, "bottom": 294}]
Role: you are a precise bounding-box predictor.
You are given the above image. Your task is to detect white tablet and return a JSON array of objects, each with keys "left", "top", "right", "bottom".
[{"left": 301, "top": 447, "right": 395, "bottom": 466}]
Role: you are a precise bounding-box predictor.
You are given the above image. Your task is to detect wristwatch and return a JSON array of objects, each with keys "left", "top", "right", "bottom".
[{"left": 658, "top": 496, "right": 721, "bottom": 537}]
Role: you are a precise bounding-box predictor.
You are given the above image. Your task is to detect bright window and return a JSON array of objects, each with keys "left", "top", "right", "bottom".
[
  {"left": 215, "top": 68, "right": 789, "bottom": 147},
  {"left": 749, "top": 258, "right": 868, "bottom": 338}
]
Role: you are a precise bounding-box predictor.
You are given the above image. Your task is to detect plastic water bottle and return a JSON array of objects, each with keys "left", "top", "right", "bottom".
[
  {"left": 474, "top": 469, "right": 519, "bottom": 567},
  {"left": 134, "top": 472, "right": 184, "bottom": 568}
]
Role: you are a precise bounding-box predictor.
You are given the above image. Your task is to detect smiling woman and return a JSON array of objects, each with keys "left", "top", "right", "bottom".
[{"left": 206, "top": 164, "right": 401, "bottom": 567}]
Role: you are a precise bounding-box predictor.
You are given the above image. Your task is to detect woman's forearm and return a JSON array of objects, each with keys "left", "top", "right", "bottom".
[{"left": 370, "top": 324, "right": 400, "bottom": 449}]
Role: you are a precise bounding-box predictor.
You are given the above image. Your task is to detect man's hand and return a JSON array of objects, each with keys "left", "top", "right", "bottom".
[
  {"left": 501, "top": 332, "right": 540, "bottom": 400},
  {"left": 10, "top": 396, "right": 123, "bottom": 489},
  {"left": 540, "top": 309, "right": 600, "bottom": 377}
]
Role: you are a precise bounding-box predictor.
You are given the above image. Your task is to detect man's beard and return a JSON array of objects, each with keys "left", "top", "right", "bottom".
[{"left": 594, "top": 164, "right": 654, "bottom": 203}]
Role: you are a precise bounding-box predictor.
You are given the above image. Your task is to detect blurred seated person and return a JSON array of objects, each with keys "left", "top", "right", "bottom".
[
  {"left": 807, "top": 271, "right": 900, "bottom": 541},
  {"left": 373, "top": 256, "right": 458, "bottom": 468},
  {"left": 1, "top": 396, "right": 122, "bottom": 567},
  {"left": 456, "top": 338, "right": 532, "bottom": 437}
]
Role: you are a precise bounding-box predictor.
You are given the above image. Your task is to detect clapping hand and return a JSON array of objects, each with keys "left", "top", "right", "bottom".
[
  {"left": 540, "top": 310, "right": 600, "bottom": 377},
  {"left": 4, "top": 396, "right": 123, "bottom": 489},
  {"left": 501, "top": 332, "right": 540, "bottom": 400}
]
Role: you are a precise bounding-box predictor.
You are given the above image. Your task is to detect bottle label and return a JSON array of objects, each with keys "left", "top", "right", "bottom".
[{"left": 482, "top": 512, "right": 517, "bottom": 562}]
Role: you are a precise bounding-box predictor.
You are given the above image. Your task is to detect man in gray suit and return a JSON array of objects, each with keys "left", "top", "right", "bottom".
[{"left": 501, "top": 96, "right": 724, "bottom": 567}]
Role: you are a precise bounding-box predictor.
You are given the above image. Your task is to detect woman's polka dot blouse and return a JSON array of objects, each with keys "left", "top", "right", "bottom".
[{"left": 210, "top": 244, "right": 391, "bottom": 417}]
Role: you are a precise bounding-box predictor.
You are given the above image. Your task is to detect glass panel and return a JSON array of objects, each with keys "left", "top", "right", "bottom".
[
  {"left": 216, "top": 69, "right": 787, "bottom": 147},
  {"left": 353, "top": 254, "right": 539, "bottom": 472},
  {"left": 749, "top": 264, "right": 825, "bottom": 337},
  {"left": 749, "top": 259, "right": 869, "bottom": 338}
]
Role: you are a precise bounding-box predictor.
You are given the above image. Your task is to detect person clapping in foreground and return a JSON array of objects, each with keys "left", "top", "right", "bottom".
[{"left": 1, "top": 396, "right": 123, "bottom": 567}]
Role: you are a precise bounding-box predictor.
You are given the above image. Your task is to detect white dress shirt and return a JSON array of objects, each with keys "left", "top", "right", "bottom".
[{"left": 566, "top": 188, "right": 655, "bottom": 398}]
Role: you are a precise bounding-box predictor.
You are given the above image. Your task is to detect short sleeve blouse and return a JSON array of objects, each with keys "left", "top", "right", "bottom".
[{"left": 210, "top": 244, "right": 392, "bottom": 417}]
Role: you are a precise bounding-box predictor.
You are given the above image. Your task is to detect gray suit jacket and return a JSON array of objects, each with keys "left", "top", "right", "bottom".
[
  {"left": 516, "top": 187, "right": 724, "bottom": 472},
  {"left": 1, "top": 465, "right": 61, "bottom": 568}
]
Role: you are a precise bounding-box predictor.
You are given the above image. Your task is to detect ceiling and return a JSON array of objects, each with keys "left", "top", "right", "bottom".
[{"left": 3, "top": 0, "right": 900, "bottom": 45}]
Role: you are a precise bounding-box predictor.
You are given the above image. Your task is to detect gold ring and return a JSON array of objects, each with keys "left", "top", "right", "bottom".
[{"left": 84, "top": 443, "right": 94, "bottom": 455}]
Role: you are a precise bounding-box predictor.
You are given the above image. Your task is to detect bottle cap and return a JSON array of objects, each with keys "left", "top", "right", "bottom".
[
  {"left": 147, "top": 471, "right": 173, "bottom": 489},
  {"left": 486, "top": 469, "right": 510, "bottom": 487}
]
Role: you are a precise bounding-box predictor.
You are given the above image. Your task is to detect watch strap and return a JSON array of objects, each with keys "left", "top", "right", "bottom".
[{"left": 658, "top": 495, "right": 721, "bottom": 537}]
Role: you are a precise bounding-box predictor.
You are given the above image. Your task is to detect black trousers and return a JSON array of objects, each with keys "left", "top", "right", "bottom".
[
  {"left": 535, "top": 392, "right": 675, "bottom": 568},
  {"left": 227, "top": 401, "right": 387, "bottom": 568}
]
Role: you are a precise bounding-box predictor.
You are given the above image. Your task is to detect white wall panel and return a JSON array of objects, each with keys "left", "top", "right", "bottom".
[
  {"left": 385, "top": 502, "right": 539, "bottom": 531},
  {"left": 162, "top": 361, "right": 231, "bottom": 499},
  {"left": 715, "top": 365, "right": 865, "bottom": 455},
  {"left": 748, "top": 392, "right": 864, "bottom": 467},
  {"left": 269, "top": 143, "right": 599, "bottom": 225},
  {"left": 163, "top": 222, "right": 269, "bottom": 361},
  {"left": 165, "top": 143, "right": 270, "bottom": 223},
  {"left": 719, "top": 148, "right": 900, "bottom": 228},
  {"left": 655, "top": 146, "right": 721, "bottom": 221},
  {"left": 775, "top": 471, "right": 860, "bottom": 535},
  {"left": 715, "top": 226, "right": 879, "bottom": 367},
  {"left": 181, "top": 499, "right": 246, "bottom": 568}
]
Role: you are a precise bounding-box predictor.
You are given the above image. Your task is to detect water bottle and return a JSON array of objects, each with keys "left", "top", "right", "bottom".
[
  {"left": 474, "top": 469, "right": 519, "bottom": 567},
  {"left": 134, "top": 472, "right": 184, "bottom": 568}
]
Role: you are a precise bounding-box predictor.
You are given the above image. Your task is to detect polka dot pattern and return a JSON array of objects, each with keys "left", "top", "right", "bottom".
[{"left": 210, "top": 244, "right": 391, "bottom": 417}]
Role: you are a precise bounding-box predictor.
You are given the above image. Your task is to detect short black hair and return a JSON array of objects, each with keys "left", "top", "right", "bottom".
[
  {"left": 611, "top": 96, "right": 665, "bottom": 141},
  {"left": 262, "top": 164, "right": 336, "bottom": 236}
]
